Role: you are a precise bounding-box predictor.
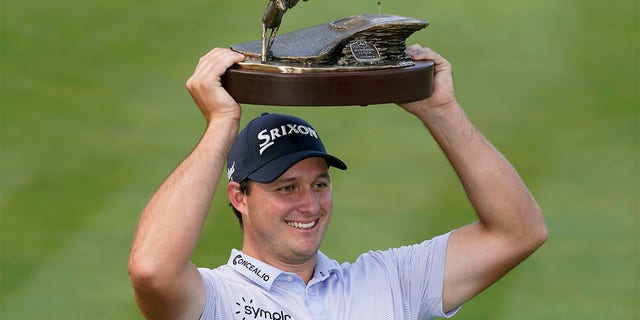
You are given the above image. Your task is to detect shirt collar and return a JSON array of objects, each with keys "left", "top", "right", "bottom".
[
  {"left": 312, "top": 250, "right": 341, "bottom": 282},
  {"left": 226, "top": 249, "right": 341, "bottom": 290},
  {"left": 227, "top": 249, "right": 283, "bottom": 290}
]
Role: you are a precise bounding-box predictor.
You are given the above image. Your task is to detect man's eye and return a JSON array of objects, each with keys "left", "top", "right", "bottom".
[
  {"left": 314, "top": 182, "right": 329, "bottom": 189},
  {"left": 278, "top": 185, "right": 294, "bottom": 192}
]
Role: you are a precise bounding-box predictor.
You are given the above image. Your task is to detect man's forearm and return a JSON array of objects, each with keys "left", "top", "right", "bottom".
[
  {"left": 129, "top": 117, "right": 239, "bottom": 282},
  {"left": 416, "top": 102, "right": 546, "bottom": 243}
]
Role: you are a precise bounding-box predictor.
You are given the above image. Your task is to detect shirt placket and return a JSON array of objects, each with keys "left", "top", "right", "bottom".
[{"left": 279, "top": 273, "right": 329, "bottom": 320}]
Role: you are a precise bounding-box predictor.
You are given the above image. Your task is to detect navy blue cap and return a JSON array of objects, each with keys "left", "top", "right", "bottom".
[{"left": 226, "top": 113, "right": 347, "bottom": 183}]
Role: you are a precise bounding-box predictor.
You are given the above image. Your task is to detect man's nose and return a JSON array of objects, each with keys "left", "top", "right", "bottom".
[{"left": 297, "top": 188, "right": 321, "bottom": 214}]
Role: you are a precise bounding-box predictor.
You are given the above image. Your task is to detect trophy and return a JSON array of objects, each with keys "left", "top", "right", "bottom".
[{"left": 222, "top": 1, "right": 433, "bottom": 106}]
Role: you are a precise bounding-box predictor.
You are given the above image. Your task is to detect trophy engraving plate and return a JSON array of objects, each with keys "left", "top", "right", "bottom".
[{"left": 349, "top": 40, "right": 381, "bottom": 63}]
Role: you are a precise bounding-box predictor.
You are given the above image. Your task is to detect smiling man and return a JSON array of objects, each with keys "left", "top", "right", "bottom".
[
  {"left": 128, "top": 45, "right": 547, "bottom": 320},
  {"left": 225, "top": 113, "right": 345, "bottom": 279}
]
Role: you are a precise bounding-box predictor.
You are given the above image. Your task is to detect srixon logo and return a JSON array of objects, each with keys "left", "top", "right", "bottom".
[
  {"left": 235, "top": 297, "right": 292, "bottom": 320},
  {"left": 257, "top": 123, "right": 319, "bottom": 155}
]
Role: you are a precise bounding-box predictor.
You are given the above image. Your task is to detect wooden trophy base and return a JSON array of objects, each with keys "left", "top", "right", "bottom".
[{"left": 221, "top": 61, "right": 434, "bottom": 106}]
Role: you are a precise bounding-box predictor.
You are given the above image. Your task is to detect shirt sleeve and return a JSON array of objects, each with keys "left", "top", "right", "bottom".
[
  {"left": 375, "top": 232, "right": 461, "bottom": 319},
  {"left": 198, "top": 268, "right": 217, "bottom": 320}
]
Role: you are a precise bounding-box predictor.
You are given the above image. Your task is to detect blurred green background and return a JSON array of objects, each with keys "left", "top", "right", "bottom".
[{"left": 1, "top": 0, "right": 638, "bottom": 319}]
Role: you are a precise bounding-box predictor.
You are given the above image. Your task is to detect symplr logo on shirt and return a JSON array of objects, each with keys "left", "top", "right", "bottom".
[{"left": 235, "top": 296, "right": 292, "bottom": 320}]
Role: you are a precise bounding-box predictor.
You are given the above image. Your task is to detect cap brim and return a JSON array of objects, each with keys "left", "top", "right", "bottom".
[{"left": 247, "top": 151, "right": 347, "bottom": 183}]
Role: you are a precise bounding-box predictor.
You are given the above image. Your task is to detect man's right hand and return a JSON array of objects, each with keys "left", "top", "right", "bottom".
[{"left": 186, "top": 48, "right": 245, "bottom": 123}]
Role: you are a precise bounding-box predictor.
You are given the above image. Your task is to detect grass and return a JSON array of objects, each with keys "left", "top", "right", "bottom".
[{"left": 1, "top": 0, "right": 638, "bottom": 319}]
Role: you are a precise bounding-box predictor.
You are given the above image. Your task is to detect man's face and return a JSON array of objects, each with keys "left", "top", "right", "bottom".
[{"left": 241, "top": 157, "right": 333, "bottom": 265}]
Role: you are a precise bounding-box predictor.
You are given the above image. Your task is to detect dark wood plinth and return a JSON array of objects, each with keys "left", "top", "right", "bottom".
[{"left": 221, "top": 61, "right": 434, "bottom": 106}]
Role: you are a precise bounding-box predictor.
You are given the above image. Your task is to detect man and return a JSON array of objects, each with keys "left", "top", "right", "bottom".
[{"left": 129, "top": 44, "right": 547, "bottom": 319}]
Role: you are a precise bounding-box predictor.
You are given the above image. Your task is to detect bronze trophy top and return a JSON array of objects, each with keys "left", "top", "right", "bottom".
[
  {"left": 233, "top": 14, "right": 429, "bottom": 73},
  {"left": 222, "top": 11, "right": 433, "bottom": 106}
]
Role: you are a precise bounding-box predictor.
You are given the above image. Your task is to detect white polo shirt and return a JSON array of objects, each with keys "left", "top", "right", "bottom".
[{"left": 198, "top": 232, "right": 460, "bottom": 320}]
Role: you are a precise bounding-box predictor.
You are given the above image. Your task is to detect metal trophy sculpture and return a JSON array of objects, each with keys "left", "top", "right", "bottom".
[
  {"left": 222, "top": 1, "right": 434, "bottom": 106},
  {"left": 261, "top": 0, "right": 309, "bottom": 63}
]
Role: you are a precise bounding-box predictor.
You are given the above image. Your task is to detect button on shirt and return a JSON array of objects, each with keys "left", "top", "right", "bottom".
[{"left": 198, "top": 232, "right": 460, "bottom": 320}]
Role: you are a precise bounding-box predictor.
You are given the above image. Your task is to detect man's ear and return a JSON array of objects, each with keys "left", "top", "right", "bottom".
[{"left": 227, "top": 182, "right": 247, "bottom": 213}]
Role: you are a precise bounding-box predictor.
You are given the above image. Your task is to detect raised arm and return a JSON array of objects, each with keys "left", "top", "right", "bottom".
[
  {"left": 128, "top": 48, "right": 245, "bottom": 319},
  {"left": 399, "top": 45, "right": 547, "bottom": 312}
]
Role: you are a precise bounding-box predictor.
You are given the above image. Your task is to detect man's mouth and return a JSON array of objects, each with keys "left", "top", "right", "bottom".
[{"left": 286, "top": 219, "right": 317, "bottom": 230}]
